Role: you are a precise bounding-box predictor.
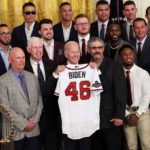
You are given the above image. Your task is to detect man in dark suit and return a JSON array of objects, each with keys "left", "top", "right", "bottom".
[
  {"left": 38, "top": 18, "right": 65, "bottom": 65},
  {"left": 53, "top": 2, "right": 77, "bottom": 43},
  {"left": 25, "top": 37, "right": 65, "bottom": 150},
  {"left": 122, "top": 1, "right": 137, "bottom": 42},
  {"left": 87, "top": 37, "right": 127, "bottom": 150},
  {"left": 0, "top": 24, "right": 11, "bottom": 76},
  {"left": 132, "top": 17, "right": 150, "bottom": 69},
  {"left": 11, "top": 2, "right": 40, "bottom": 59},
  {"left": 90, "top": 1, "right": 110, "bottom": 41},
  {"left": 74, "top": 14, "right": 91, "bottom": 63}
]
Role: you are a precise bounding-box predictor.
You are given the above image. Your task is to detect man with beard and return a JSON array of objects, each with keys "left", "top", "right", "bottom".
[
  {"left": 104, "top": 21, "right": 129, "bottom": 63},
  {"left": 38, "top": 19, "right": 65, "bottom": 65},
  {"left": 74, "top": 14, "right": 91, "bottom": 63},
  {"left": 87, "top": 37, "right": 127, "bottom": 150},
  {"left": 0, "top": 24, "right": 12, "bottom": 76},
  {"left": 119, "top": 44, "right": 150, "bottom": 150}
]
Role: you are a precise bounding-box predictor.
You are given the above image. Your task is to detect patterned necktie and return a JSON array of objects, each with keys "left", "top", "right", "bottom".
[
  {"left": 100, "top": 24, "right": 105, "bottom": 41},
  {"left": 18, "top": 74, "right": 29, "bottom": 100},
  {"left": 81, "top": 38, "right": 86, "bottom": 56},
  {"left": 37, "top": 63, "right": 45, "bottom": 85},
  {"left": 126, "top": 71, "right": 132, "bottom": 106}
]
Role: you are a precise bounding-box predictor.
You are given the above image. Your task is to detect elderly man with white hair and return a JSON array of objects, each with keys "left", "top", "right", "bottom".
[{"left": 25, "top": 36, "right": 65, "bottom": 150}]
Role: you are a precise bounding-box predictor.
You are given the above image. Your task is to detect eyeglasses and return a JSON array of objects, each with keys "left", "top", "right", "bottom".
[
  {"left": 0, "top": 32, "right": 11, "bottom": 36},
  {"left": 24, "top": 11, "right": 36, "bottom": 15},
  {"left": 76, "top": 22, "right": 89, "bottom": 26},
  {"left": 89, "top": 46, "right": 104, "bottom": 50}
]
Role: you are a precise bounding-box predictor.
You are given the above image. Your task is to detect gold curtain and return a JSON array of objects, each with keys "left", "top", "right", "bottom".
[{"left": 0, "top": 0, "right": 94, "bottom": 31}]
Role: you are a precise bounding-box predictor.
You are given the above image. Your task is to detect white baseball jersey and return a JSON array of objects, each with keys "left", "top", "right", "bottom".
[{"left": 55, "top": 64, "right": 103, "bottom": 139}]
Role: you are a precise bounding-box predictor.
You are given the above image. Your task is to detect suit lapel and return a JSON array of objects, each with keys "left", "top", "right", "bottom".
[{"left": 8, "top": 70, "right": 28, "bottom": 102}]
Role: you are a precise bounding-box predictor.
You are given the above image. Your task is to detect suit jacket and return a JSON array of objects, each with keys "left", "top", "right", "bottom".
[
  {"left": 121, "top": 22, "right": 136, "bottom": 42},
  {"left": 131, "top": 36, "right": 150, "bottom": 68},
  {"left": 25, "top": 59, "right": 59, "bottom": 130},
  {"left": 42, "top": 40, "right": 66, "bottom": 65},
  {"left": 0, "top": 54, "right": 7, "bottom": 76},
  {"left": 99, "top": 57, "right": 127, "bottom": 129},
  {"left": 11, "top": 21, "right": 40, "bottom": 58},
  {"left": 0, "top": 70, "right": 43, "bottom": 140},
  {"left": 90, "top": 21, "right": 109, "bottom": 41},
  {"left": 53, "top": 21, "right": 78, "bottom": 43}
]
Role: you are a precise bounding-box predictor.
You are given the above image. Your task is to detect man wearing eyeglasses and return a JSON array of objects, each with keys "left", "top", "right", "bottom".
[
  {"left": 87, "top": 37, "right": 127, "bottom": 150},
  {"left": 11, "top": 2, "right": 40, "bottom": 59},
  {"left": 0, "top": 24, "right": 11, "bottom": 76},
  {"left": 74, "top": 14, "right": 91, "bottom": 63}
]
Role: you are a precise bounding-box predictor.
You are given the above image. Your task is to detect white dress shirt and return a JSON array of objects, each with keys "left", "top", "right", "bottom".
[
  {"left": 78, "top": 33, "right": 90, "bottom": 55},
  {"left": 62, "top": 22, "right": 72, "bottom": 41},
  {"left": 25, "top": 22, "right": 35, "bottom": 41},
  {"left": 124, "top": 64, "right": 150, "bottom": 116},
  {"left": 43, "top": 39, "right": 54, "bottom": 60},
  {"left": 98, "top": 20, "right": 109, "bottom": 37},
  {"left": 30, "top": 58, "right": 46, "bottom": 81},
  {"left": 136, "top": 35, "right": 147, "bottom": 52}
]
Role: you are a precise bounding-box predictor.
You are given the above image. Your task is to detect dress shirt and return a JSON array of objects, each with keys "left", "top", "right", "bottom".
[
  {"left": 25, "top": 22, "right": 35, "bottom": 41},
  {"left": 43, "top": 39, "right": 54, "bottom": 60},
  {"left": 10, "top": 68, "right": 24, "bottom": 83},
  {"left": 0, "top": 46, "right": 11, "bottom": 70},
  {"left": 62, "top": 22, "right": 72, "bottom": 42},
  {"left": 30, "top": 58, "right": 46, "bottom": 81},
  {"left": 124, "top": 64, "right": 150, "bottom": 116},
  {"left": 78, "top": 33, "right": 90, "bottom": 55},
  {"left": 98, "top": 20, "right": 109, "bottom": 37},
  {"left": 136, "top": 35, "right": 147, "bottom": 52}
]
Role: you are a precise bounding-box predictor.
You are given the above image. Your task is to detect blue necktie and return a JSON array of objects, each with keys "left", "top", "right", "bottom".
[
  {"left": 100, "top": 24, "right": 105, "bottom": 41},
  {"left": 18, "top": 74, "right": 29, "bottom": 100}
]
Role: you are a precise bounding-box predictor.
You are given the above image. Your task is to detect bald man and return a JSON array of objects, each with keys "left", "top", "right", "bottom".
[{"left": 0, "top": 47, "right": 43, "bottom": 150}]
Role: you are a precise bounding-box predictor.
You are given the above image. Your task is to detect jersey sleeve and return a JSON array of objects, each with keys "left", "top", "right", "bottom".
[
  {"left": 91, "top": 68, "right": 103, "bottom": 96},
  {"left": 54, "top": 74, "right": 61, "bottom": 96}
]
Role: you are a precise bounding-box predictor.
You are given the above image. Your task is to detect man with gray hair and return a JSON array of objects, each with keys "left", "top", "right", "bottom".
[
  {"left": 87, "top": 37, "right": 127, "bottom": 150},
  {"left": 25, "top": 36, "right": 65, "bottom": 150}
]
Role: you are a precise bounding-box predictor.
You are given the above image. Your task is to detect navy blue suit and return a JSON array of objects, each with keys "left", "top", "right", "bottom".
[
  {"left": 131, "top": 36, "right": 150, "bottom": 68},
  {"left": 0, "top": 54, "right": 7, "bottom": 76},
  {"left": 11, "top": 21, "right": 40, "bottom": 58},
  {"left": 53, "top": 21, "right": 77, "bottom": 43}
]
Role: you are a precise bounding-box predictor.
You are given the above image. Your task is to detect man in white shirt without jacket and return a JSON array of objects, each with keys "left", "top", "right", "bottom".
[{"left": 119, "top": 44, "right": 150, "bottom": 150}]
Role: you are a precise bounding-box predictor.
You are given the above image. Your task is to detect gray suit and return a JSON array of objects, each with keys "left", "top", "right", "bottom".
[{"left": 0, "top": 69, "right": 43, "bottom": 141}]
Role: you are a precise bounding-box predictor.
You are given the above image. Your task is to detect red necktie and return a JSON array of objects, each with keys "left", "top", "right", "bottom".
[
  {"left": 126, "top": 71, "right": 132, "bottom": 106},
  {"left": 82, "top": 38, "right": 86, "bottom": 56}
]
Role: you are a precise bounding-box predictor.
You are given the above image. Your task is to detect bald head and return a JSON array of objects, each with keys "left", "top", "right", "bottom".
[
  {"left": 9, "top": 47, "right": 25, "bottom": 73},
  {"left": 64, "top": 41, "right": 80, "bottom": 64}
]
